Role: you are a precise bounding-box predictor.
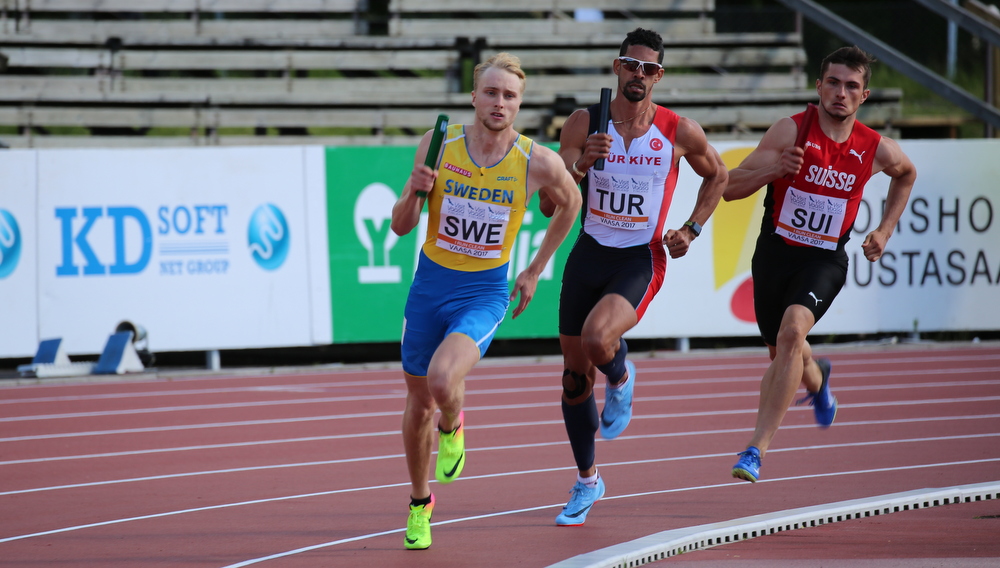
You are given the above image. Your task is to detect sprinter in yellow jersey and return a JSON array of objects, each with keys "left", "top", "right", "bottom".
[{"left": 390, "top": 52, "right": 580, "bottom": 550}]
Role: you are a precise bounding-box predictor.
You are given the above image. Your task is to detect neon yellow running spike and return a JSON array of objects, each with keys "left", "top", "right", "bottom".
[
  {"left": 435, "top": 411, "right": 465, "bottom": 484},
  {"left": 404, "top": 494, "right": 434, "bottom": 550}
]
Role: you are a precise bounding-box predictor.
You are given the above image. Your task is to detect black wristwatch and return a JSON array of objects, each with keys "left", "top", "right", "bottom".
[{"left": 683, "top": 220, "right": 702, "bottom": 237}]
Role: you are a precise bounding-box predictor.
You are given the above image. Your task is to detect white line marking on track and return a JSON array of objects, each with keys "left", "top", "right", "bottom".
[
  {"left": 4, "top": 427, "right": 999, "bottom": 497},
  {"left": 2, "top": 353, "right": 996, "bottom": 405},
  {"left": 2, "top": 391, "right": 997, "bottom": 444},
  {"left": 216, "top": 457, "right": 1000, "bottom": 568},
  {"left": 3, "top": 412, "right": 998, "bottom": 469},
  {"left": 3, "top": 375, "right": 998, "bottom": 423}
]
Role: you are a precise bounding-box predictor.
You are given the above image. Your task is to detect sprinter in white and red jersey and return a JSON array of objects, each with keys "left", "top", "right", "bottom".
[
  {"left": 541, "top": 27, "right": 728, "bottom": 526},
  {"left": 724, "top": 46, "right": 916, "bottom": 483}
]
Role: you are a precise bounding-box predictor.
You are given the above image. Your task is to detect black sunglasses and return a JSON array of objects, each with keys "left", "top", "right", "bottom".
[{"left": 617, "top": 56, "right": 663, "bottom": 75}]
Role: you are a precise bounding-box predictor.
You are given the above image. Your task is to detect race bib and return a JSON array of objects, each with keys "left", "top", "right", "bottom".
[
  {"left": 435, "top": 197, "right": 510, "bottom": 259},
  {"left": 586, "top": 170, "right": 652, "bottom": 230},
  {"left": 775, "top": 187, "right": 847, "bottom": 250}
]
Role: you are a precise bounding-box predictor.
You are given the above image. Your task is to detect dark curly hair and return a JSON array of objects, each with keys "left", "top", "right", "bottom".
[{"left": 619, "top": 28, "right": 665, "bottom": 64}]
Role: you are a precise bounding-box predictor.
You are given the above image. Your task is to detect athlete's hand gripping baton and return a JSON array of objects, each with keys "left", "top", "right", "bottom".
[
  {"left": 594, "top": 88, "right": 612, "bottom": 171},
  {"left": 786, "top": 103, "right": 817, "bottom": 181},
  {"left": 417, "top": 114, "right": 449, "bottom": 198}
]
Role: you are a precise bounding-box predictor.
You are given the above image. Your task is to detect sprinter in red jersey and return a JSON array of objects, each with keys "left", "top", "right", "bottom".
[{"left": 724, "top": 46, "right": 916, "bottom": 482}]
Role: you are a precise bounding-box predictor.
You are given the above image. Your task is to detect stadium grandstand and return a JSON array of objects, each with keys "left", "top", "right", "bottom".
[{"left": 0, "top": 0, "right": 910, "bottom": 148}]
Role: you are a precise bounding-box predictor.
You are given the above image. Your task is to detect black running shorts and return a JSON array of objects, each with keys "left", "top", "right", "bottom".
[
  {"left": 558, "top": 232, "right": 658, "bottom": 336},
  {"left": 751, "top": 233, "right": 848, "bottom": 346}
]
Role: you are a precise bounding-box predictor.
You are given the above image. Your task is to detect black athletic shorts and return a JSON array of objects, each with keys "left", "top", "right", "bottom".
[
  {"left": 558, "top": 232, "right": 660, "bottom": 336},
  {"left": 751, "top": 232, "right": 848, "bottom": 346}
]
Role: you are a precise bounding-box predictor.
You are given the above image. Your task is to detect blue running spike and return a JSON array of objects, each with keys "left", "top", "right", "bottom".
[
  {"left": 556, "top": 477, "right": 606, "bottom": 526},
  {"left": 797, "top": 358, "right": 837, "bottom": 428},
  {"left": 599, "top": 360, "right": 635, "bottom": 440},
  {"left": 732, "top": 446, "right": 761, "bottom": 483}
]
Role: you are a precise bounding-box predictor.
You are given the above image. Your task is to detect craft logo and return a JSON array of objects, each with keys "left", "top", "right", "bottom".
[
  {"left": 248, "top": 203, "right": 289, "bottom": 271},
  {"left": 0, "top": 209, "right": 21, "bottom": 279}
]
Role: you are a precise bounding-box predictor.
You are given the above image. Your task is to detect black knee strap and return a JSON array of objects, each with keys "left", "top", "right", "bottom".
[{"left": 562, "top": 368, "right": 588, "bottom": 400}]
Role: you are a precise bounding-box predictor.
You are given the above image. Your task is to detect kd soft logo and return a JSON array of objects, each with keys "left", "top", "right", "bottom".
[
  {"left": 248, "top": 203, "right": 289, "bottom": 271},
  {"left": 0, "top": 209, "right": 21, "bottom": 279},
  {"left": 355, "top": 182, "right": 401, "bottom": 284}
]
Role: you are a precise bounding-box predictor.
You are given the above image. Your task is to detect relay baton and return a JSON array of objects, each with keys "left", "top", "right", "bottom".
[
  {"left": 594, "top": 87, "right": 612, "bottom": 171},
  {"left": 417, "top": 114, "right": 449, "bottom": 198},
  {"left": 786, "top": 103, "right": 817, "bottom": 181}
]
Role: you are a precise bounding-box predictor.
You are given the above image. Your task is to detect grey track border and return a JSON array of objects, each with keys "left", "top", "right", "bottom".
[{"left": 546, "top": 481, "right": 1000, "bottom": 568}]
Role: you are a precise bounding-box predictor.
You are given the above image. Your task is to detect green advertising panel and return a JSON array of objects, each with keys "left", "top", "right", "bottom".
[{"left": 325, "top": 144, "right": 579, "bottom": 344}]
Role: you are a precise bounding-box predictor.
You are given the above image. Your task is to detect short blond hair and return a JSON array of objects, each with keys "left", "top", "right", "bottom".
[{"left": 473, "top": 52, "right": 526, "bottom": 94}]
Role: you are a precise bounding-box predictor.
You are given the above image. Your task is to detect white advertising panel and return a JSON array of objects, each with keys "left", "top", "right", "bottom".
[
  {"left": 632, "top": 139, "right": 1000, "bottom": 340},
  {"left": 0, "top": 151, "right": 40, "bottom": 357},
  {"left": 304, "top": 146, "right": 332, "bottom": 345},
  {"left": 824, "top": 140, "right": 1000, "bottom": 333},
  {"left": 2, "top": 139, "right": 997, "bottom": 360},
  {"left": 35, "top": 146, "right": 319, "bottom": 355}
]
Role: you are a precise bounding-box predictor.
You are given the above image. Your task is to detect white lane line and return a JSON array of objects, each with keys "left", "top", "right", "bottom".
[
  {"left": 3, "top": 353, "right": 997, "bottom": 405},
  {"left": 0, "top": 411, "right": 404, "bottom": 442},
  {"left": 0, "top": 424, "right": 1000, "bottom": 506},
  {"left": 4, "top": 374, "right": 998, "bottom": 423},
  {"left": 4, "top": 453, "right": 998, "bottom": 549},
  {"left": 217, "top": 463, "right": 1000, "bottom": 568},
  {"left": 3, "top": 392, "right": 998, "bottom": 444},
  {"left": 4, "top": 411, "right": 1000, "bottom": 471}
]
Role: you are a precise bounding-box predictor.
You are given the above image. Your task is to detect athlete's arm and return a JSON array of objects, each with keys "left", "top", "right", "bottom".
[
  {"left": 510, "top": 145, "right": 581, "bottom": 318},
  {"left": 541, "top": 107, "right": 611, "bottom": 218},
  {"left": 724, "top": 117, "right": 802, "bottom": 202},
  {"left": 391, "top": 129, "right": 437, "bottom": 236},
  {"left": 663, "top": 118, "right": 728, "bottom": 259},
  {"left": 862, "top": 136, "right": 916, "bottom": 262},
  {"left": 560, "top": 107, "right": 613, "bottom": 175}
]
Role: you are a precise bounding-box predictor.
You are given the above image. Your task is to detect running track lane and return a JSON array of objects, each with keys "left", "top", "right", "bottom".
[{"left": 1, "top": 342, "right": 998, "bottom": 567}]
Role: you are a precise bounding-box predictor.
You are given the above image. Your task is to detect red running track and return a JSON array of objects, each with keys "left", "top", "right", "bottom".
[{"left": 1, "top": 342, "right": 999, "bottom": 567}]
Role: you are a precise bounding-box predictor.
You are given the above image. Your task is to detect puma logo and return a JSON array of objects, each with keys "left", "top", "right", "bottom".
[
  {"left": 809, "top": 292, "right": 823, "bottom": 306},
  {"left": 849, "top": 149, "right": 866, "bottom": 163}
]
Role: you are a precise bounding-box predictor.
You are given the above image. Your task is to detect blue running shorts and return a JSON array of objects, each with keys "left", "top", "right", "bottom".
[{"left": 401, "top": 251, "right": 510, "bottom": 377}]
